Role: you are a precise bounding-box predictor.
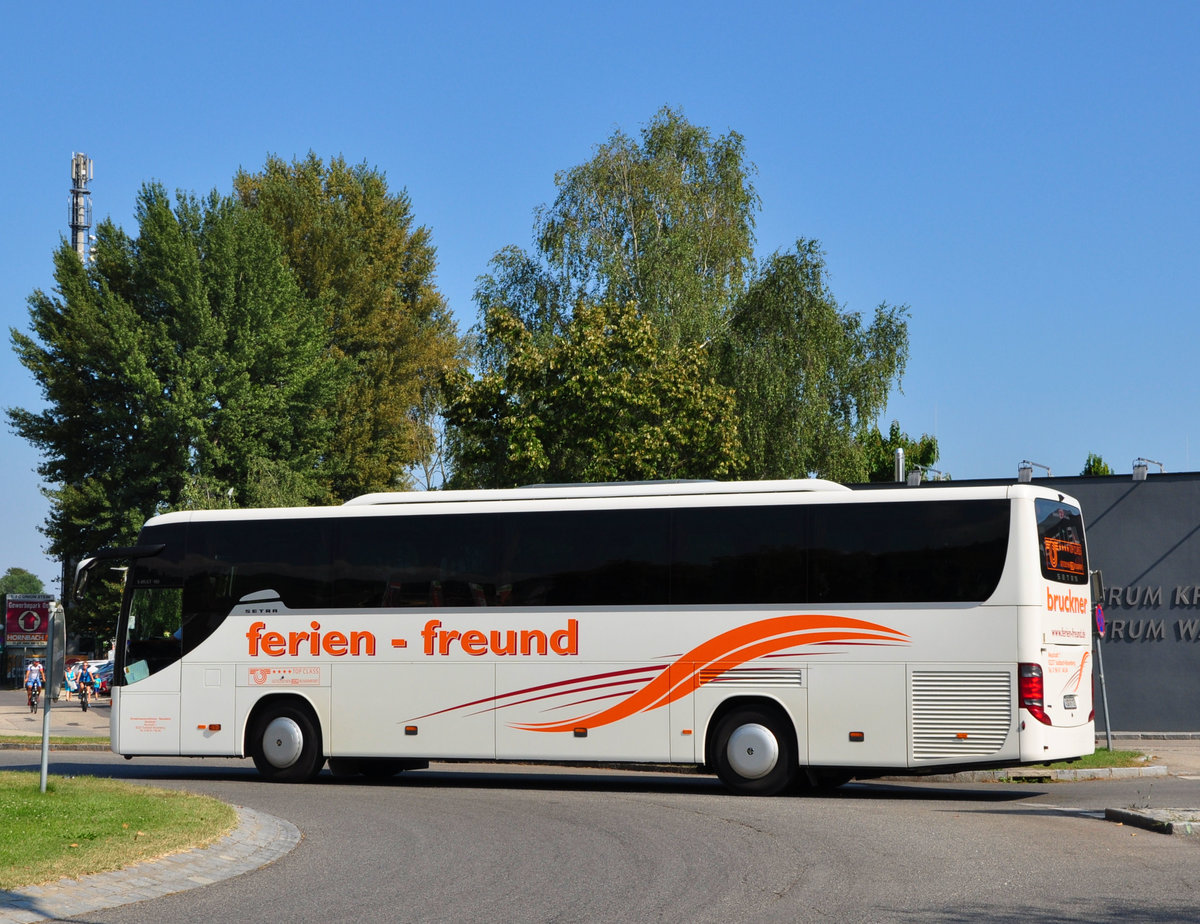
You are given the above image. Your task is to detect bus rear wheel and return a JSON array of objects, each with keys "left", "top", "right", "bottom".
[
  {"left": 250, "top": 702, "right": 325, "bottom": 783},
  {"left": 712, "top": 706, "right": 797, "bottom": 796}
]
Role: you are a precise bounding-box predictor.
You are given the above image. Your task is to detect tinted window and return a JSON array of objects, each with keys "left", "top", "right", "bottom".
[
  {"left": 129, "top": 497, "right": 1014, "bottom": 635},
  {"left": 186, "top": 518, "right": 334, "bottom": 616},
  {"left": 1036, "top": 499, "right": 1088, "bottom": 585},
  {"left": 672, "top": 506, "right": 807, "bottom": 604},
  {"left": 809, "top": 500, "right": 1009, "bottom": 603},
  {"left": 502, "top": 509, "right": 670, "bottom": 606},
  {"left": 334, "top": 510, "right": 669, "bottom": 607},
  {"left": 333, "top": 514, "right": 500, "bottom": 607}
]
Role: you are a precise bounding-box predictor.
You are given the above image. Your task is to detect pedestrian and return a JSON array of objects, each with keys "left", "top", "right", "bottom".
[{"left": 65, "top": 662, "right": 78, "bottom": 701}]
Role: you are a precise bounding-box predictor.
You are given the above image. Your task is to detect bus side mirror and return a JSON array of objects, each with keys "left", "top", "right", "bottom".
[
  {"left": 73, "top": 544, "right": 166, "bottom": 601},
  {"left": 73, "top": 557, "right": 97, "bottom": 603}
]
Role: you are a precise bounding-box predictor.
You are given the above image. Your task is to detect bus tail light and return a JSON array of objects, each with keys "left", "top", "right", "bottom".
[{"left": 1019, "top": 663, "right": 1051, "bottom": 725}]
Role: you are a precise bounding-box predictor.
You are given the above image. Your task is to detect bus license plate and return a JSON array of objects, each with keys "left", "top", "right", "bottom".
[{"left": 1062, "top": 694, "right": 1077, "bottom": 710}]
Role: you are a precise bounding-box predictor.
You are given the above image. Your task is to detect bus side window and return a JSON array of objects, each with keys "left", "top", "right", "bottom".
[{"left": 125, "top": 584, "right": 183, "bottom": 677}]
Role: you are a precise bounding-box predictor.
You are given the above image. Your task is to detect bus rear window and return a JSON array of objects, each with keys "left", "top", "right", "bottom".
[{"left": 1035, "top": 499, "right": 1087, "bottom": 584}]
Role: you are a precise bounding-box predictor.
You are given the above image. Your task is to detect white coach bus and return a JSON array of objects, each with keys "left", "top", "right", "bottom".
[{"left": 76, "top": 479, "right": 1095, "bottom": 795}]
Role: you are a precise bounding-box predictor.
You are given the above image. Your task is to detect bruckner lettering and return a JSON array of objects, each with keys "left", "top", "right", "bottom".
[{"left": 1046, "top": 587, "right": 1088, "bottom": 614}]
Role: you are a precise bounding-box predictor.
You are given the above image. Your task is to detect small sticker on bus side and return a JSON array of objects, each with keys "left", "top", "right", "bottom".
[{"left": 246, "top": 666, "right": 323, "bottom": 686}]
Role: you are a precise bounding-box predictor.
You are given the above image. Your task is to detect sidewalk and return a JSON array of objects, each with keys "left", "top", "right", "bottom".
[
  {"left": 0, "top": 687, "right": 111, "bottom": 742},
  {"left": 1107, "top": 736, "right": 1200, "bottom": 778}
]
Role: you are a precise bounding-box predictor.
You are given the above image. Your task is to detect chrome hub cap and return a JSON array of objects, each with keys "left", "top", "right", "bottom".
[
  {"left": 726, "top": 722, "right": 779, "bottom": 780},
  {"left": 262, "top": 716, "right": 304, "bottom": 769}
]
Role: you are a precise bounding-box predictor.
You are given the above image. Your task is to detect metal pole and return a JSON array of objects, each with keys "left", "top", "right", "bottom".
[
  {"left": 39, "top": 609, "right": 55, "bottom": 793},
  {"left": 1094, "top": 634, "right": 1113, "bottom": 752}
]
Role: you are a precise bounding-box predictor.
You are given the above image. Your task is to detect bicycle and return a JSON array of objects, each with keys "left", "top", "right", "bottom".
[
  {"left": 80, "top": 681, "right": 90, "bottom": 712},
  {"left": 27, "top": 685, "right": 40, "bottom": 714}
]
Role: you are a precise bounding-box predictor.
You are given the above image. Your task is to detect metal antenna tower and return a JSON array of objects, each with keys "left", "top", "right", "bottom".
[{"left": 69, "top": 152, "right": 93, "bottom": 262}]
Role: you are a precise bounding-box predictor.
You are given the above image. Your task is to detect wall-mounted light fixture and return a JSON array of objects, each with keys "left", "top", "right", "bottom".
[
  {"left": 906, "top": 467, "right": 947, "bottom": 486},
  {"left": 1132, "top": 458, "right": 1164, "bottom": 481},
  {"left": 1018, "top": 460, "right": 1051, "bottom": 483}
]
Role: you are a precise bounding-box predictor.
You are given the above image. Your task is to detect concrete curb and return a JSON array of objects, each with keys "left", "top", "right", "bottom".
[
  {"left": 0, "top": 741, "right": 110, "bottom": 751},
  {"left": 886, "top": 764, "right": 1170, "bottom": 784},
  {"left": 1104, "top": 807, "right": 1200, "bottom": 837},
  {"left": 0, "top": 806, "right": 301, "bottom": 924}
]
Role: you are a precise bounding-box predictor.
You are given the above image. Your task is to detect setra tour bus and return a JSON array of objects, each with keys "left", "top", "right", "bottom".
[{"left": 75, "top": 479, "right": 1095, "bottom": 795}]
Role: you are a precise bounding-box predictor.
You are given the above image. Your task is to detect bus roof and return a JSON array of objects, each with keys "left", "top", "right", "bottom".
[
  {"left": 138, "top": 480, "right": 1081, "bottom": 528},
  {"left": 342, "top": 479, "right": 851, "bottom": 506}
]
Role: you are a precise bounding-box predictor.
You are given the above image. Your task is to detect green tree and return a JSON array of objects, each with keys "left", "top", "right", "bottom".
[
  {"left": 444, "top": 301, "right": 744, "bottom": 487},
  {"left": 719, "top": 241, "right": 909, "bottom": 482},
  {"left": 454, "top": 109, "right": 909, "bottom": 485},
  {"left": 862, "top": 420, "right": 941, "bottom": 483},
  {"left": 0, "top": 568, "right": 45, "bottom": 596},
  {"left": 1081, "top": 452, "right": 1114, "bottom": 476},
  {"left": 533, "top": 106, "right": 759, "bottom": 350},
  {"left": 234, "top": 154, "right": 463, "bottom": 498},
  {"left": 9, "top": 184, "right": 337, "bottom": 633}
]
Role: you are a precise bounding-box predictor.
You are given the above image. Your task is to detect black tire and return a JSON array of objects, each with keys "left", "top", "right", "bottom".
[
  {"left": 803, "top": 768, "right": 852, "bottom": 791},
  {"left": 711, "top": 706, "right": 798, "bottom": 796},
  {"left": 250, "top": 702, "right": 326, "bottom": 783},
  {"left": 329, "top": 757, "right": 428, "bottom": 779},
  {"left": 358, "top": 758, "right": 410, "bottom": 780}
]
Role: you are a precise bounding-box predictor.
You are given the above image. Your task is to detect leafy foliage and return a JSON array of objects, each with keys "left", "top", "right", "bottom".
[
  {"left": 234, "top": 154, "right": 463, "bottom": 496},
  {"left": 1081, "top": 452, "right": 1114, "bottom": 476},
  {"left": 861, "top": 420, "right": 941, "bottom": 483},
  {"left": 9, "top": 185, "right": 338, "bottom": 632},
  {"left": 0, "top": 568, "right": 45, "bottom": 596},
  {"left": 719, "top": 241, "right": 909, "bottom": 482},
  {"left": 445, "top": 301, "right": 744, "bottom": 487},
  {"left": 534, "top": 106, "right": 758, "bottom": 349},
  {"left": 454, "top": 109, "right": 911, "bottom": 485}
]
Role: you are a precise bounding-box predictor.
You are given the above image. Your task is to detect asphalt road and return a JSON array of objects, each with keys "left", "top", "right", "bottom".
[{"left": 3, "top": 749, "right": 1197, "bottom": 923}]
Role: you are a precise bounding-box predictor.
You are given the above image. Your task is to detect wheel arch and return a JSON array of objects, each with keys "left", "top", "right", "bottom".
[{"left": 243, "top": 692, "right": 324, "bottom": 758}]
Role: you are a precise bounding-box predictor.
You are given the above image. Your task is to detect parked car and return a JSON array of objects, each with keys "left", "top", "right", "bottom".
[{"left": 89, "top": 661, "right": 113, "bottom": 696}]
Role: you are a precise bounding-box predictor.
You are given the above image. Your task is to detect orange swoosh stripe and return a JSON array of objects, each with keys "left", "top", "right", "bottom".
[{"left": 511, "top": 614, "right": 909, "bottom": 733}]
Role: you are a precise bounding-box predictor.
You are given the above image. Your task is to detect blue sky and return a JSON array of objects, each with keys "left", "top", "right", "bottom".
[{"left": 2, "top": 2, "right": 1197, "bottom": 591}]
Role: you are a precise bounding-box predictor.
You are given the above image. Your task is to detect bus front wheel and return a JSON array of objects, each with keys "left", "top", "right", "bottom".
[
  {"left": 250, "top": 702, "right": 325, "bottom": 783},
  {"left": 712, "top": 706, "right": 797, "bottom": 796}
]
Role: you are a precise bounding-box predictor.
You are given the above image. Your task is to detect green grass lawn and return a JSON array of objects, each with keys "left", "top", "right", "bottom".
[
  {"left": 0, "top": 735, "right": 110, "bottom": 746},
  {"left": 1045, "top": 748, "right": 1146, "bottom": 769},
  {"left": 0, "top": 772, "right": 236, "bottom": 889}
]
